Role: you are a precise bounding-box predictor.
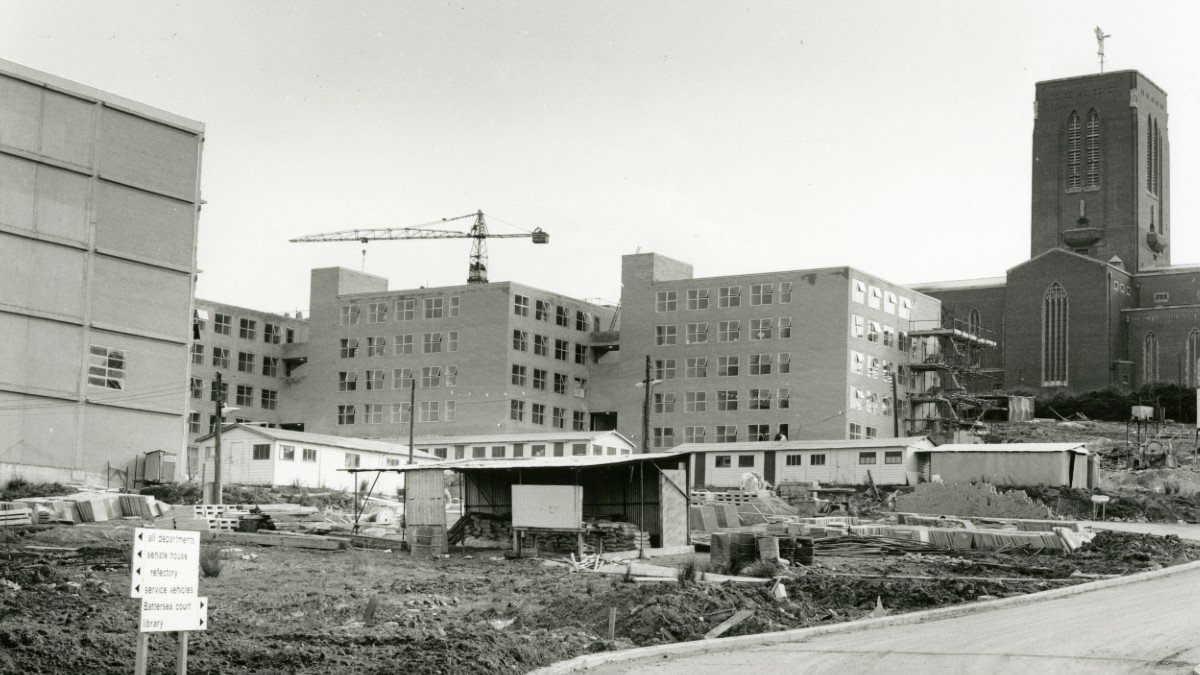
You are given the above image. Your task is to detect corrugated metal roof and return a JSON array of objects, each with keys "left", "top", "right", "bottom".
[
  {"left": 344, "top": 449, "right": 692, "bottom": 472},
  {"left": 194, "top": 424, "right": 440, "bottom": 460},
  {"left": 675, "top": 437, "right": 933, "bottom": 453},
  {"left": 927, "top": 442, "right": 1090, "bottom": 455},
  {"left": 408, "top": 430, "right": 634, "bottom": 447}
]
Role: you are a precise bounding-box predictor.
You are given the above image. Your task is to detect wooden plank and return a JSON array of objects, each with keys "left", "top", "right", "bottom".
[
  {"left": 703, "top": 609, "right": 753, "bottom": 639},
  {"left": 199, "top": 531, "right": 344, "bottom": 550}
]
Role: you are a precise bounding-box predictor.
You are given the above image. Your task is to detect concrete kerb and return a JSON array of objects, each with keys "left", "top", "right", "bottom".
[{"left": 532, "top": 558, "right": 1200, "bottom": 674}]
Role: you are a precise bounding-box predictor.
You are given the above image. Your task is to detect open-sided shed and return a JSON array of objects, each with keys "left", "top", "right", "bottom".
[{"left": 365, "top": 450, "right": 693, "bottom": 549}]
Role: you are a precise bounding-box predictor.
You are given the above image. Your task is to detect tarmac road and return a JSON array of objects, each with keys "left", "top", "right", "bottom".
[{"left": 591, "top": 563, "right": 1200, "bottom": 674}]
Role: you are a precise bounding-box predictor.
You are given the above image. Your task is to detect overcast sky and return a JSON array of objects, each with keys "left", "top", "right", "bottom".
[{"left": 3, "top": 2, "right": 1199, "bottom": 313}]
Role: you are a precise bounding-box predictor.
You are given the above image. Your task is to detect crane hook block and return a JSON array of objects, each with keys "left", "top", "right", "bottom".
[{"left": 531, "top": 229, "right": 550, "bottom": 244}]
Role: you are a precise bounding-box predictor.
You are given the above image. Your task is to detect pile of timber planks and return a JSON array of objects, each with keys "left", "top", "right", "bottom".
[{"left": 0, "top": 507, "right": 34, "bottom": 527}]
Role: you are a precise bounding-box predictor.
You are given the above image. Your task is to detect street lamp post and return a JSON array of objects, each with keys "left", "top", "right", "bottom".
[{"left": 211, "top": 371, "right": 239, "bottom": 505}]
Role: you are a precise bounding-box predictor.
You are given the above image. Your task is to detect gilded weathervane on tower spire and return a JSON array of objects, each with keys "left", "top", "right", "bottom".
[{"left": 1095, "top": 26, "right": 1111, "bottom": 73}]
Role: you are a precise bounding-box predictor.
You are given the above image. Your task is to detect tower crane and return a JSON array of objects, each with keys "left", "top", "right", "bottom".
[{"left": 289, "top": 210, "right": 549, "bottom": 284}]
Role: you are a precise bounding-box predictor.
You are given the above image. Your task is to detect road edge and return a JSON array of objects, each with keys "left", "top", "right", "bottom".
[{"left": 532, "top": 558, "right": 1200, "bottom": 674}]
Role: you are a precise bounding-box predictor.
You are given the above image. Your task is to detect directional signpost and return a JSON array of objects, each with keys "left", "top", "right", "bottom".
[{"left": 130, "top": 528, "right": 207, "bottom": 674}]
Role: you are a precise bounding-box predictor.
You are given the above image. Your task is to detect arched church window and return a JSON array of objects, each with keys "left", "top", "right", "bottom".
[
  {"left": 1147, "top": 114, "right": 1154, "bottom": 193},
  {"left": 1042, "top": 283, "right": 1068, "bottom": 386},
  {"left": 1187, "top": 330, "right": 1200, "bottom": 387},
  {"left": 1085, "top": 109, "right": 1100, "bottom": 189},
  {"left": 969, "top": 309, "right": 981, "bottom": 335},
  {"left": 1066, "top": 111, "right": 1081, "bottom": 191},
  {"left": 1143, "top": 332, "right": 1159, "bottom": 385}
]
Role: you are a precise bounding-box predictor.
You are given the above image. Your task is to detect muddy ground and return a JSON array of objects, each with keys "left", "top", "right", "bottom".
[{"left": 1, "top": 523, "right": 1197, "bottom": 675}]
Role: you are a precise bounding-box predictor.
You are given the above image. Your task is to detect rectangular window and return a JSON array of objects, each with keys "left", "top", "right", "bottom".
[
  {"left": 573, "top": 377, "right": 587, "bottom": 397},
  {"left": 448, "top": 331, "right": 458, "bottom": 352},
  {"left": 531, "top": 444, "right": 547, "bottom": 457},
  {"left": 685, "top": 357, "right": 708, "bottom": 378},
  {"left": 556, "top": 305, "right": 570, "bottom": 327},
  {"left": 236, "top": 384, "right": 253, "bottom": 406},
  {"left": 653, "top": 391, "right": 676, "bottom": 414},
  {"left": 652, "top": 427, "right": 675, "bottom": 449},
  {"left": 512, "top": 329, "right": 528, "bottom": 352},
  {"left": 810, "top": 454, "right": 826, "bottom": 466},
  {"left": 511, "top": 364, "right": 527, "bottom": 386},
  {"left": 685, "top": 391, "right": 707, "bottom": 412},
  {"left": 345, "top": 452, "right": 361, "bottom": 468},
  {"left": 779, "top": 282, "right": 792, "bottom": 303},
  {"left": 718, "top": 320, "right": 740, "bottom": 342},
  {"left": 749, "top": 388, "right": 772, "bottom": 410},
  {"left": 883, "top": 325, "right": 895, "bottom": 348},
  {"left": 716, "top": 426, "right": 737, "bottom": 443},
  {"left": 193, "top": 308, "right": 208, "bottom": 333},
  {"left": 424, "top": 332, "right": 443, "bottom": 353},
  {"left": 899, "top": 297, "right": 912, "bottom": 320},
  {"left": 188, "top": 412, "right": 201, "bottom": 433},
  {"left": 718, "top": 286, "right": 741, "bottom": 308},
  {"left": 535, "top": 299, "right": 552, "bottom": 321},
  {"left": 421, "top": 366, "right": 442, "bottom": 388},
  {"left": 575, "top": 310, "right": 590, "bottom": 332},
  {"left": 851, "top": 350, "right": 865, "bottom": 374},
  {"left": 885, "top": 451, "right": 903, "bottom": 465},
  {"left": 210, "top": 380, "right": 228, "bottom": 403},
  {"left": 785, "top": 454, "right": 802, "bottom": 466},
  {"left": 364, "top": 403, "right": 383, "bottom": 424},
  {"left": 419, "top": 401, "right": 440, "bottom": 422},
  {"left": 749, "top": 424, "right": 770, "bottom": 441},
  {"left": 778, "top": 352, "right": 791, "bottom": 374},
  {"left": 866, "top": 426, "right": 878, "bottom": 439},
  {"left": 263, "top": 323, "right": 282, "bottom": 344},
  {"left": 424, "top": 297, "right": 443, "bottom": 319},
  {"left": 367, "top": 302, "right": 389, "bottom": 323},
  {"left": 655, "top": 325, "right": 677, "bottom": 346},
  {"left": 191, "top": 344, "right": 204, "bottom": 365},
  {"left": 884, "top": 291, "right": 897, "bottom": 315},
  {"left": 717, "top": 390, "right": 738, "bottom": 411},
  {"left": 858, "top": 451, "right": 877, "bottom": 465},
  {"left": 394, "top": 334, "right": 413, "bottom": 355},
  {"left": 869, "top": 286, "right": 883, "bottom": 310},
  {"left": 237, "top": 351, "right": 254, "bottom": 373},
  {"left": 656, "top": 290, "right": 678, "bottom": 312},
  {"left": 339, "top": 339, "right": 358, "bottom": 358},
  {"left": 738, "top": 454, "right": 755, "bottom": 467},
  {"left": 449, "top": 296, "right": 460, "bottom": 317},
  {"left": 212, "top": 347, "right": 230, "bottom": 369},
  {"left": 261, "top": 389, "right": 278, "bottom": 410},
  {"left": 572, "top": 442, "right": 588, "bottom": 456},
  {"left": 531, "top": 403, "right": 546, "bottom": 425},
  {"left": 367, "top": 336, "right": 387, "bottom": 357},
  {"left": 445, "top": 400, "right": 456, "bottom": 421},
  {"left": 717, "top": 355, "right": 739, "bottom": 377},
  {"left": 852, "top": 314, "right": 865, "bottom": 339},
  {"left": 850, "top": 387, "right": 866, "bottom": 411},
  {"left": 683, "top": 426, "right": 705, "bottom": 443},
  {"left": 715, "top": 455, "right": 732, "bottom": 468},
  {"left": 750, "top": 318, "right": 772, "bottom": 340},
  {"left": 252, "top": 444, "right": 270, "bottom": 460},
  {"left": 190, "top": 377, "right": 203, "bottom": 399},
  {"left": 572, "top": 411, "right": 587, "bottom": 431},
  {"left": 749, "top": 353, "right": 772, "bottom": 375},
  {"left": 338, "top": 371, "right": 358, "bottom": 391},
  {"left": 214, "top": 313, "right": 232, "bottom": 335},
  {"left": 867, "top": 320, "right": 881, "bottom": 343},
  {"left": 554, "top": 338, "right": 569, "bottom": 361},
  {"left": 849, "top": 422, "right": 863, "bottom": 439},
  {"left": 510, "top": 400, "right": 525, "bottom": 421},
  {"left": 868, "top": 356, "right": 881, "bottom": 379},
  {"left": 554, "top": 372, "right": 568, "bottom": 395},
  {"left": 340, "top": 305, "right": 360, "bottom": 326},
  {"left": 654, "top": 359, "right": 676, "bottom": 380},
  {"left": 337, "top": 404, "right": 356, "bottom": 425},
  {"left": 365, "top": 369, "right": 385, "bottom": 390},
  {"left": 490, "top": 446, "right": 505, "bottom": 458},
  {"left": 687, "top": 289, "right": 709, "bottom": 310},
  {"left": 393, "top": 368, "right": 413, "bottom": 390},
  {"left": 300, "top": 448, "right": 316, "bottom": 462},
  {"left": 472, "top": 446, "right": 487, "bottom": 459},
  {"left": 532, "top": 368, "right": 548, "bottom": 390},
  {"left": 514, "top": 294, "right": 530, "bottom": 317},
  {"left": 552, "top": 407, "right": 566, "bottom": 429},
  {"left": 686, "top": 322, "right": 709, "bottom": 344},
  {"left": 395, "top": 298, "right": 416, "bottom": 321},
  {"left": 534, "top": 334, "right": 549, "bottom": 356},
  {"left": 750, "top": 283, "right": 774, "bottom": 306},
  {"left": 391, "top": 402, "right": 412, "bottom": 424},
  {"left": 852, "top": 281, "right": 866, "bottom": 304},
  {"left": 262, "top": 357, "right": 279, "bottom": 378},
  {"left": 778, "top": 317, "right": 792, "bottom": 339},
  {"left": 574, "top": 344, "right": 588, "bottom": 365}
]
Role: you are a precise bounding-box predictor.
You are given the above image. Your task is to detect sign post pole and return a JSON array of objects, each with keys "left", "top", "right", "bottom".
[
  {"left": 176, "top": 631, "right": 189, "bottom": 674},
  {"left": 130, "top": 528, "right": 207, "bottom": 674},
  {"left": 134, "top": 631, "right": 149, "bottom": 675}
]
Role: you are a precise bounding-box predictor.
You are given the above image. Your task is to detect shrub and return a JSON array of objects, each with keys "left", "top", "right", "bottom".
[
  {"left": 740, "top": 560, "right": 783, "bottom": 579},
  {"left": 200, "top": 546, "right": 223, "bottom": 578},
  {"left": 677, "top": 559, "right": 705, "bottom": 586}
]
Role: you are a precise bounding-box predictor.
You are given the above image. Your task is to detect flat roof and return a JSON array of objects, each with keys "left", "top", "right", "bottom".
[
  {"left": 410, "top": 431, "right": 633, "bottom": 447},
  {"left": 342, "top": 449, "right": 691, "bottom": 472},
  {"left": 927, "top": 442, "right": 1089, "bottom": 455},
  {"left": 194, "top": 424, "right": 440, "bottom": 459},
  {"left": 676, "top": 437, "right": 932, "bottom": 453},
  {"left": 907, "top": 277, "right": 1006, "bottom": 292}
]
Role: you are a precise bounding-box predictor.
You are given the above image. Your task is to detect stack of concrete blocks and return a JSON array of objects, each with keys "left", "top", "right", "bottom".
[
  {"left": 896, "top": 514, "right": 976, "bottom": 529},
  {"left": 894, "top": 482, "right": 1051, "bottom": 519},
  {"left": 690, "top": 503, "right": 744, "bottom": 532}
]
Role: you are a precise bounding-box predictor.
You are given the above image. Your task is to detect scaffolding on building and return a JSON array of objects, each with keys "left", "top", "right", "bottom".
[{"left": 903, "top": 316, "right": 998, "bottom": 442}]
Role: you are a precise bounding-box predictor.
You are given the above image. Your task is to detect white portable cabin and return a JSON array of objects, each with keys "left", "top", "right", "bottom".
[
  {"left": 194, "top": 425, "right": 440, "bottom": 493},
  {"left": 916, "top": 442, "right": 1096, "bottom": 488},
  {"left": 676, "top": 436, "right": 935, "bottom": 488},
  {"left": 410, "top": 430, "right": 635, "bottom": 460}
]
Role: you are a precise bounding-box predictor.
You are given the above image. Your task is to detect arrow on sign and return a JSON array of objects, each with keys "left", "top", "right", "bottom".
[{"left": 138, "top": 532, "right": 144, "bottom": 541}]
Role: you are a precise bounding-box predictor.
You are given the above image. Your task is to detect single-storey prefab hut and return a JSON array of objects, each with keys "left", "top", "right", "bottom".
[
  {"left": 916, "top": 442, "right": 1097, "bottom": 488},
  {"left": 677, "top": 437, "right": 936, "bottom": 488}
]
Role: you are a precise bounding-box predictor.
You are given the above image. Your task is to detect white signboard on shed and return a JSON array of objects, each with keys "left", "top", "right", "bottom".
[{"left": 512, "top": 485, "right": 583, "bottom": 529}]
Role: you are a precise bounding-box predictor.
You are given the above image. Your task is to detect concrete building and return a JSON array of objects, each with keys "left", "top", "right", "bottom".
[
  {"left": 186, "top": 299, "right": 309, "bottom": 465},
  {"left": 915, "top": 70, "right": 1198, "bottom": 395},
  {"left": 291, "top": 267, "right": 616, "bottom": 442},
  {"left": 680, "top": 437, "right": 935, "bottom": 488},
  {"left": 0, "top": 58, "right": 204, "bottom": 484},
  {"left": 411, "top": 430, "right": 634, "bottom": 460},
  {"left": 593, "top": 253, "right": 943, "bottom": 449}
]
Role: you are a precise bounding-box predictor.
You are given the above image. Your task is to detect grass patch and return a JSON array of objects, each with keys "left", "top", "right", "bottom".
[
  {"left": 200, "top": 546, "right": 223, "bottom": 578},
  {"left": 1, "top": 476, "right": 76, "bottom": 501}
]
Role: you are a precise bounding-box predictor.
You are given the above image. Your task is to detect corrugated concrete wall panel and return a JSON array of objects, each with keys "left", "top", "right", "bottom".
[
  {"left": 0, "top": 234, "right": 86, "bottom": 320},
  {"left": 0, "top": 313, "right": 81, "bottom": 395},
  {"left": 82, "top": 404, "right": 184, "bottom": 473},
  {"left": 40, "top": 90, "right": 95, "bottom": 170},
  {"left": 95, "top": 181, "right": 195, "bottom": 268},
  {"left": 97, "top": 107, "right": 198, "bottom": 201},
  {"left": 90, "top": 256, "right": 190, "bottom": 340},
  {"left": 0, "top": 75, "right": 42, "bottom": 152}
]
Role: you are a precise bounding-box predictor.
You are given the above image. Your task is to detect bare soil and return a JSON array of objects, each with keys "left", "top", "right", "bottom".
[{"left": 1, "top": 522, "right": 1196, "bottom": 674}]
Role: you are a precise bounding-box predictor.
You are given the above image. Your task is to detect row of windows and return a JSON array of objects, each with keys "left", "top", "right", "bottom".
[
  {"left": 192, "top": 379, "right": 279, "bottom": 410},
  {"left": 511, "top": 365, "right": 587, "bottom": 397},
  {"left": 850, "top": 387, "right": 893, "bottom": 416},
  {"left": 651, "top": 388, "right": 792, "bottom": 413},
  {"left": 1142, "top": 329, "right": 1200, "bottom": 386},
  {"left": 851, "top": 281, "right": 913, "bottom": 318},
  {"left": 193, "top": 345, "right": 286, "bottom": 377},
  {"left": 655, "top": 318, "right": 792, "bottom": 345},
  {"left": 850, "top": 351, "right": 896, "bottom": 380},
  {"left": 341, "top": 297, "right": 461, "bottom": 325},
  {"left": 850, "top": 315, "right": 903, "bottom": 349},
  {"left": 339, "top": 333, "right": 459, "bottom": 357},
  {"left": 514, "top": 294, "right": 600, "bottom": 332},
  {"left": 200, "top": 311, "right": 293, "bottom": 344},
  {"left": 427, "top": 442, "right": 629, "bottom": 460},
  {"left": 339, "top": 366, "right": 460, "bottom": 390},
  {"left": 507, "top": 401, "right": 588, "bottom": 429},
  {"left": 512, "top": 331, "right": 589, "bottom": 363},
  {"left": 658, "top": 423, "right": 790, "bottom": 446},
  {"left": 848, "top": 424, "right": 881, "bottom": 440},
  {"left": 653, "top": 354, "right": 791, "bottom": 379},
  {"left": 713, "top": 450, "right": 899, "bottom": 467},
  {"left": 336, "top": 401, "right": 459, "bottom": 425},
  {"left": 655, "top": 283, "right": 794, "bottom": 312}
]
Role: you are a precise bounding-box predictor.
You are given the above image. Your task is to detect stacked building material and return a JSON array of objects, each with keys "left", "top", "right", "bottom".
[
  {"left": 73, "top": 495, "right": 120, "bottom": 522},
  {"left": 896, "top": 514, "right": 975, "bottom": 529},
  {"left": 0, "top": 506, "right": 34, "bottom": 527},
  {"left": 1016, "top": 519, "right": 1082, "bottom": 532},
  {"left": 119, "top": 494, "right": 159, "bottom": 518}
]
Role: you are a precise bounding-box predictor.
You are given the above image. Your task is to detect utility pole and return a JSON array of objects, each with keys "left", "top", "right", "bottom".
[
  {"left": 408, "top": 378, "right": 416, "bottom": 464},
  {"left": 891, "top": 370, "right": 901, "bottom": 437},
  {"left": 640, "top": 355, "right": 651, "bottom": 558},
  {"left": 641, "top": 355, "right": 652, "bottom": 454},
  {"left": 212, "top": 372, "right": 223, "bottom": 505}
]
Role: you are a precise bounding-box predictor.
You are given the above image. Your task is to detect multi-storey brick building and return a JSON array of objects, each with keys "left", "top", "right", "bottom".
[
  {"left": 589, "top": 253, "right": 942, "bottom": 449},
  {"left": 914, "top": 69, "right": 1200, "bottom": 395}
]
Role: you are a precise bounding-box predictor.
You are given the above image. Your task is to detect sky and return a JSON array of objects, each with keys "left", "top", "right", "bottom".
[{"left": 3, "top": 1, "right": 1199, "bottom": 314}]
